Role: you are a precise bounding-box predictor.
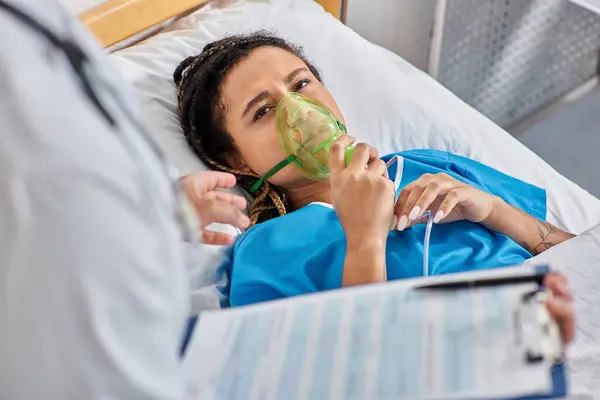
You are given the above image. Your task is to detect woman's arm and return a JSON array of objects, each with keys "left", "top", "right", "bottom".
[
  {"left": 483, "top": 197, "right": 575, "bottom": 256},
  {"left": 342, "top": 243, "right": 387, "bottom": 286},
  {"left": 329, "top": 138, "right": 395, "bottom": 287}
]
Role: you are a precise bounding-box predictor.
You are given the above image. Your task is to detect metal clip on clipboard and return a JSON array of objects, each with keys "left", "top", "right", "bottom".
[
  {"left": 417, "top": 265, "right": 564, "bottom": 368},
  {"left": 518, "top": 289, "right": 563, "bottom": 365}
]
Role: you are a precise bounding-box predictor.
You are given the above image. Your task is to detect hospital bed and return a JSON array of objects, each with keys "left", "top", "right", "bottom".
[{"left": 79, "top": 0, "right": 600, "bottom": 397}]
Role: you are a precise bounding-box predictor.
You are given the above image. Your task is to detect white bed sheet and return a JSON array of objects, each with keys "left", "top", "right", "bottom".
[{"left": 525, "top": 224, "right": 600, "bottom": 398}]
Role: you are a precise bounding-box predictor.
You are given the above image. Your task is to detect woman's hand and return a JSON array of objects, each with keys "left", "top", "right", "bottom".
[
  {"left": 394, "top": 172, "right": 575, "bottom": 255},
  {"left": 180, "top": 171, "right": 249, "bottom": 245},
  {"left": 330, "top": 137, "right": 396, "bottom": 249},
  {"left": 544, "top": 273, "right": 575, "bottom": 344},
  {"left": 330, "top": 137, "right": 395, "bottom": 286},
  {"left": 395, "top": 172, "right": 498, "bottom": 230}
]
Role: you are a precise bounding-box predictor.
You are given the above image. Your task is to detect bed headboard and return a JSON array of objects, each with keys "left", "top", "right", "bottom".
[{"left": 79, "top": 0, "right": 346, "bottom": 48}]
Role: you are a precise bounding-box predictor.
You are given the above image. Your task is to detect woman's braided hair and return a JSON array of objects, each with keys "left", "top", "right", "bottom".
[{"left": 174, "top": 32, "right": 323, "bottom": 226}]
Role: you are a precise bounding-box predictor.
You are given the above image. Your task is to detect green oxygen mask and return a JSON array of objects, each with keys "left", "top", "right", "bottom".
[{"left": 249, "top": 92, "right": 354, "bottom": 193}]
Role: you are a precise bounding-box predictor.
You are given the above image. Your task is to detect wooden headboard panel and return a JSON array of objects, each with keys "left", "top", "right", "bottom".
[{"left": 79, "top": 0, "right": 345, "bottom": 48}]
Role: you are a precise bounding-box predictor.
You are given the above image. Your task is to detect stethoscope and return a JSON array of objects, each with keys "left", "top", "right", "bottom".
[{"left": 0, "top": 1, "right": 195, "bottom": 242}]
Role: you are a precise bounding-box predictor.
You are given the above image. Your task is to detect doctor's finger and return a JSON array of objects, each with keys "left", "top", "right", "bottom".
[
  {"left": 544, "top": 274, "right": 572, "bottom": 300},
  {"left": 546, "top": 296, "right": 575, "bottom": 344},
  {"left": 201, "top": 190, "right": 247, "bottom": 211},
  {"left": 199, "top": 201, "right": 250, "bottom": 229},
  {"left": 194, "top": 171, "right": 238, "bottom": 192},
  {"left": 201, "top": 229, "right": 237, "bottom": 246},
  {"left": 329, "top": 135, "right": 356, "bottom": 174}
]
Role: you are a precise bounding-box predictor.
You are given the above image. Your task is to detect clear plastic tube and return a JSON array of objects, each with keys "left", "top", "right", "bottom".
[{"left": 420, "top": 210, "right": 435, "bottom": 277}]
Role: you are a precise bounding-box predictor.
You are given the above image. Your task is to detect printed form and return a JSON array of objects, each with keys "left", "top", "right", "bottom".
[{"left": 183, "top": 278, "right": 554, "bottom": 400}]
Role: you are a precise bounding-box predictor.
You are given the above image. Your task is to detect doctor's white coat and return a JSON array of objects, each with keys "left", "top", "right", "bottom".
[{"left": 0, "top": 1, "right": 190, "bottom": 398}]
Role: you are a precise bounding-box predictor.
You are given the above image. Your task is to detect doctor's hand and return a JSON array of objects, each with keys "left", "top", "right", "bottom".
[
  {"left": 330, "top": 137, "right": 395, "bottom": 250},
  {"left": 544, "top": 273, "right": 575, "bottom": 344},
  {"left": 394, "top": 172, "right": 497, "bottom": 231},
  {"left": 180, "top": 171, "right": 249, "bottom": 245}
]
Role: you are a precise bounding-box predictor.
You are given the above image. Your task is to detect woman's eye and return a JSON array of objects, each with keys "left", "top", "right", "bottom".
[
  {"left": 253, "top": 106, "right": 273, "bottom": 121},
  {"left": 294, "top": 79, "right": 310, "bottom": 91}
]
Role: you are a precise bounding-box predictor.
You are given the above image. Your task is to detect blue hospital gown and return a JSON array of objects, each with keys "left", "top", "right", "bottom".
[{"left": 225, "top": 150, "right": 547, "bottom": 307}]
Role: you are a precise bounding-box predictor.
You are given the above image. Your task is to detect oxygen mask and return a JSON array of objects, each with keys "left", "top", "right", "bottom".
[{"left": 249, "top": 92, "right": 354, "bottom": 193}]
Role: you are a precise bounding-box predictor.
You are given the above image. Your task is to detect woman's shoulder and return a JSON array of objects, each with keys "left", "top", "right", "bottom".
[
  {"left": 233, "top": 203, "right": 340, "bottom": 254},
  {"left": 229, "top": 203, "right": 346, "bottom": 305}
]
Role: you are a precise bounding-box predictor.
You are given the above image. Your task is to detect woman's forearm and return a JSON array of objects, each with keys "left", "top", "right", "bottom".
[
  {"left": 483, "top": 197, "right": 575, "bottom": 256},
  {"left": 342, "top": 242, "right": 387, "bottom": 286}
]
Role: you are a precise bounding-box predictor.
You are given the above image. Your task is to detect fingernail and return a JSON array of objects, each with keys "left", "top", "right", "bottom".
[
  {"left": 240, "top": 216, "right": 250, "bottom": 227},
  {"left": 390, "top": 215, "right": 398, "bottom": 230},
  {"left": 434, "top": 210, "right": 444, "bottom": 224},
  {"left": 408, "top": 206, "right": 421, "bottom": 221},
  {"left": 397, "top": 215, "right": 408, "bottom": 231}
]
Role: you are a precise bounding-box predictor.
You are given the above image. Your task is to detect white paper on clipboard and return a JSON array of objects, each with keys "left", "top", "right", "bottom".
[{"left": 182, "top": 267, "right": 556, "bottom": 400}]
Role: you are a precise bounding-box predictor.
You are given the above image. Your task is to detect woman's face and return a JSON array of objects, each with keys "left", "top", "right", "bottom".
[{"left": 220, "top": 46, "right": 344, "bottom": 189}]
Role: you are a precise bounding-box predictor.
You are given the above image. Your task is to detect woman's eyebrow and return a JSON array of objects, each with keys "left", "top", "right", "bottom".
[
  {"left": 241, "top": 68, "right": 307, "bottom": 118},
  {"left": 242, "top": 90, "right": 269, "bottom": 118},
  {"left": 284, "top": 67, "right": 307, "bottom": 84}
]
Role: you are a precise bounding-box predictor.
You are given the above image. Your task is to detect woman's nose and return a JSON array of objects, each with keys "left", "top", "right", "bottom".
[
  {"left": 298, "top": 107, "right": 312, "bottom": 121},
  {"left": 272, "top": 88, "right": 289, "bottom": 105}
]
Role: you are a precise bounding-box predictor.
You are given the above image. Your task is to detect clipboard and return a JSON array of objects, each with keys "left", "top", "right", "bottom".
[
  {"left": 417, "top": 265, "right": 567, "bottom": 400},
  {"left": 181, "top": 265, "right": 569, "bottom": 400}
]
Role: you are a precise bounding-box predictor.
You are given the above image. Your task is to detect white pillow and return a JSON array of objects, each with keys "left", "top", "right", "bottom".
[
  {"left": 110, "top": 0, "right": 600, "bottom": 235},
  {"left": 111, "top": 0, "right": 473, "bottom": 172}
]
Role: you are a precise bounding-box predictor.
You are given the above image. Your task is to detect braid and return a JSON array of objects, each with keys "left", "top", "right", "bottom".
[
  {"left": 204, "top": 157, "right": 289, "bottom": 226},
  {"left": 249, "top": 183, "right": 272, "bottom": 226},
  {"left": 174, "top": 32, "right": 321, "bottom": 225}
]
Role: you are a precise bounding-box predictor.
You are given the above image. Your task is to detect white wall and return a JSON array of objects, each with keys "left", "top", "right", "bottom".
[{"left": 346, "top": 0, "right": 437, "bottom": 71}]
